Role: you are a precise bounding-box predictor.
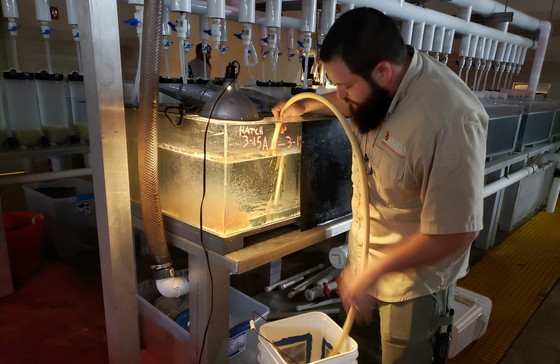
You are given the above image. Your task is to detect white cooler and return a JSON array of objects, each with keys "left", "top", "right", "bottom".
[{"left": 449, "top": 287, "right": 493, "bottom": 358}]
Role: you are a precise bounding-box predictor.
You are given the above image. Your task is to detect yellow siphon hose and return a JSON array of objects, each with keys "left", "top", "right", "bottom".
[{"left": 280, "top": 92, "right": 370, "bottom": 358}]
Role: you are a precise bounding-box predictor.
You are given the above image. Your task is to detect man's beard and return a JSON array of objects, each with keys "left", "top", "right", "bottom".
[{"left": 347, "top": 77, "right": 393, "bottom": 134}]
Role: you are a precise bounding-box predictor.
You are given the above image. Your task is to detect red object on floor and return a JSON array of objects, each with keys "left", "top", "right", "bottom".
[{"left": 4, "top": 212, "right": 46, "bottom": 281}]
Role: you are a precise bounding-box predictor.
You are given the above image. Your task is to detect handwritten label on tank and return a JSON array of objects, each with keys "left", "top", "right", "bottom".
[{"left": 238, "top": 125, "right": 302, "bottom": 151}]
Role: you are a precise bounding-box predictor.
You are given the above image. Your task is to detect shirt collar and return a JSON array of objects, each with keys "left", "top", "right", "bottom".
[{"left": 387, "top": 45, "right": 422, "bottom": 115}]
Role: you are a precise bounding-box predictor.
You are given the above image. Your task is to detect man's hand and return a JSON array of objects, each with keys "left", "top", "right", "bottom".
[
  {"left": 271, "top": 100, "right": 306, "bottom": 118},
  {"left": 336, "top": 267, "right": 377, "bottom": 325}
]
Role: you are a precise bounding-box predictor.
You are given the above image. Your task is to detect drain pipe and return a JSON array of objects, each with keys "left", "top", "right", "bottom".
[
  {"left": 483, "top": 164, "right": 539, "bottom": 198},
  {"left": 138, "top": 0, "right": 189, "bottom": 298},
  {"left": 540, "top": 152, "right": 560, "bottom": 213},
  {"left": 527, "top": 20, "right": 551, "bottom": 99}
]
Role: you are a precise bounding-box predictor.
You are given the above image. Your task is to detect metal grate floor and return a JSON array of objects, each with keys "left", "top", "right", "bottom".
[{"left": 449, "top": 204, "right": 560, "bottom": 364}]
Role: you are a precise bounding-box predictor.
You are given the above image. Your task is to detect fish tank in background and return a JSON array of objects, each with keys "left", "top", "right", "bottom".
[
  {"left": 507, "top": 99, "right": 557, "bottom": 151},
  {"left": 126, "top": 108, "right": 303, "bottom": 241},
  {"left": 35, "top": 71, "right": 72, "bottom": 145},
  {"left": 3, "top": 70, "right": 43, "bottom": 147},
  {"left": 481, "top": 101, "right": 524, "bottom": 159}
]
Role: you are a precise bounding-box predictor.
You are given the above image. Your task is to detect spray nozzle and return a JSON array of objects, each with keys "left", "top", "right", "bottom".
[
  {"left": 42, "top": 28, "right": 53, "bottom": 35},
  {"left": 203, "top": 45, "right": 212, "bottom": 52},
  {"left": 168, "top": 21, "right": 177, "bottom": 32},
  {"left": 297, "top": 40, "right": 304, "bottom": 48},
  {"left": 124, "top": 18, "right": 141, "bottom": 26},
  {"left": 234, "top": 33, "right": 242, "bottom": 40},
  {"left": 203, "top": 29, "right": 212, "bottom": 36},
  {"left": 261, "top": 37, "right": 269, "bottom": 43},
  {"left": 8, "top": 25, "right": 21, "bottom": 32},
  {"left": 164, "top": 41, "right": 173, "bottom": 47}
]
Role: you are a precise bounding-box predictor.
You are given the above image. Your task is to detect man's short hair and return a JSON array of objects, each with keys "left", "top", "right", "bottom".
[
  {"left": 196, "top": 43, "right": 202, "bottom": 53},
  {"left": 320, "top": 7, "right": 407, "bottom": 79}
]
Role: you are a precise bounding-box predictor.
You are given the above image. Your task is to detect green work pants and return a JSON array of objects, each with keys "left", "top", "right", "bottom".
[{"left": 375, "top": 284, "right": 456, "bottom": 364}]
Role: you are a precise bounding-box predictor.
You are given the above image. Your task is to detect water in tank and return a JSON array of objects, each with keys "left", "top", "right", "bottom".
[
  {"left": 68, "top": 72, "right": 88, "bottom": 143},
  {"left": 35, "top": 71, "right": 72, "bottom": 145},
  {"left": 2, "top": 70, "right": 43, "bottom": 147},
  {"left": 126, "top": 108, "right": 302, "bottom": 238}
]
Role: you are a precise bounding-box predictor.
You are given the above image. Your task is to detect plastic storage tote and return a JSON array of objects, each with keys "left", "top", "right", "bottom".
[
  {"left": 137, "top": 273, "right": 270, "bottom": 364},
  {"left": 448, "top": 287, "right": 492, "bottom": 358},
  {"left": 257, "top": 311, "right": 359, "bottom": 364},
  {"left": 23, "top": 178, "right": 98, "bottom": 259}
]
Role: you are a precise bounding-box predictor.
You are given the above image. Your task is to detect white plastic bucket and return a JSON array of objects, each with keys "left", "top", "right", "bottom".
[{"left": 257, "top": 311, "right": 358, "bottom": 364}]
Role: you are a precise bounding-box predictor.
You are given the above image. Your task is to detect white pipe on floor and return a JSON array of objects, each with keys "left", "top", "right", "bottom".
[{"left": 483, "top": 164, "right": 539, "bottom": 198}]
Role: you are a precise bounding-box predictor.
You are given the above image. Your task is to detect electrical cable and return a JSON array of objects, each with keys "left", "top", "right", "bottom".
[
  {"left": 197, "top": 75, "right": 236, "bottom": 364},
  {"left": 279, "top": 92, "right": 371, "bottom": 357}
]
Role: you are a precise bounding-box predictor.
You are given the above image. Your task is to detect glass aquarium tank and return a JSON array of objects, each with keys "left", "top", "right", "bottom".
[{"left": 126, "top": 108, "right": 302, "bottom": 239}]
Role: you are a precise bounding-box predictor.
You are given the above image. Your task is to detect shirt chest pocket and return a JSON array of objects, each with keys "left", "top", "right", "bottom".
[{"left": 370, "top": 144, "right": 405, "bottom": 183}]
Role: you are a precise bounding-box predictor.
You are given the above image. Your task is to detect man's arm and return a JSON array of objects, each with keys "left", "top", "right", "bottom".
[{"left": 338, "top": 231, "right": 478, "bottom": 322}]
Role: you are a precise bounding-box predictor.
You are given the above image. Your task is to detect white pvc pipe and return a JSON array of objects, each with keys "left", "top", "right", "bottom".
[
  {"left": 156, "top": 276, "right": 189, "bottom": 298},
  {"left": 66, "top": 0, "right": 78, "bottom": 25},
  {"left": 433, "top": 26, "right": 445, "bottom": 54},
  {"left": 207, "top": 0, "right": 225, "bottom": 19},
  {"left": 422, "top": 23, "right": 435, "bottom": 52},
  {"left": 320, "top": 0, "right": 337, "bottom": 37},
  {"left": 237, "top": 0, "right": 254, "bottom": 23},
  {"left": 528, "top": 21, "right": 551, "bottom": 99},
  {"left": 401, "top": 19, "right": 414, "bottom": 45},
  {"left": 34, "top": 0, "right": 51, "bottom": 22},
  {"left": 449, "top": 0, "right": 541, "bottom": 31},
  {"left": 335, "top": 0, "right": 534, "bottom": 49},
  {"left": 1, "top": 0, "right": 19, "bottom": 18},
  {"left": 169, "top": 0, "right": 191, "bottom": 12},
  {"left": 483, "top": 164, "right": 539, "bottom": 198},
  {"left": 188, "top": 0, "right": 301, "bottom": 29},
  {"left": 412, "top": 22, "right": 424, "bottom": 50},
  {"left": 265, "top": 0, "right": 281, "bottom": 28},
  {"left": 300, "top": 0, "right": 317, "bottom": 33},
  {"left": 339, "top": 2, "right": 354, "bottom": 15},
  {"left": 442, "top": 28, "right": 455, "bottom": 55}
]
